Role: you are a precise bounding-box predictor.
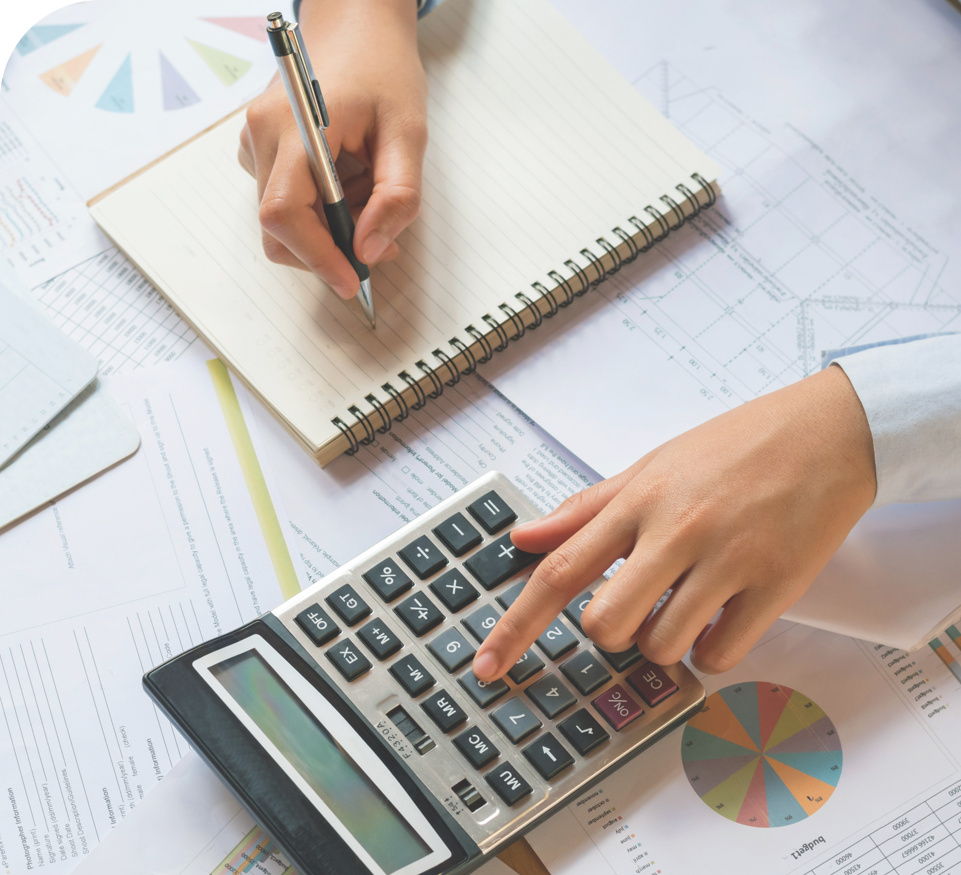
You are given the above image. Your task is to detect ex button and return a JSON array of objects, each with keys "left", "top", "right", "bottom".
[{"left": 326, "top": 639, "right": 372, "bottom": 682}]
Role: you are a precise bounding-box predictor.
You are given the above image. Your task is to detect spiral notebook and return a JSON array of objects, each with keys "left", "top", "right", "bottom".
[{"left": 88, "top": 0, "right": 721, "bottom": 466}]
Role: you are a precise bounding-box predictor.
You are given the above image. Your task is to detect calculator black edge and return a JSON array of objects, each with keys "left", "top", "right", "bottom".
[{"left": 143, "top": 615, "right": 480, "bottom": 875}]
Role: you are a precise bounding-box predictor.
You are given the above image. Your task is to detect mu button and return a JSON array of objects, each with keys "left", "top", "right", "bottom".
[{"left": 485, "top": 765, "right": 532, "bottom": 807}]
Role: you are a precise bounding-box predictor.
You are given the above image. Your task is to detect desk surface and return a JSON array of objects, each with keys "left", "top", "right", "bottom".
[{"left": 499, "top": 838, "right": 550, "bottom": 875}]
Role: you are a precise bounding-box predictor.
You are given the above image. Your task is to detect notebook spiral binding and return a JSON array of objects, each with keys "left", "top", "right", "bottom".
[{"left": 332, "top": 173, "right": 717, "bottom": 455}]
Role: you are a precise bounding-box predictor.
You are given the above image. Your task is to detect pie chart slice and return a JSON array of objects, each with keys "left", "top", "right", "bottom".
[{"left": 681, "top": 682, "right": 842, "bottom": 828}]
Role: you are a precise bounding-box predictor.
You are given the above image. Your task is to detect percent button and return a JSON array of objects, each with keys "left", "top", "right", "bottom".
[{"left": 363, "top": 559, "right": 414, "bottom": 602}]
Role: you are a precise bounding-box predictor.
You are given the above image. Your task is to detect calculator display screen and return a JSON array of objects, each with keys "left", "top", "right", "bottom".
[{"left": 210, "top": 650, "right": 432, "bottom": 874}]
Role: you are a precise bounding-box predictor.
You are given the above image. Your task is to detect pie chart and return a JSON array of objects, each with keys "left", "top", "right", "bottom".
[{"left": 681, "top": 682, "right": 842, "bottom": 828}]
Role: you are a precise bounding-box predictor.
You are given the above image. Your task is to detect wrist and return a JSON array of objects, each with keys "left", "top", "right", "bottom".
[{"left": 298, "top": 0, "right": 419, "bottom": 41}]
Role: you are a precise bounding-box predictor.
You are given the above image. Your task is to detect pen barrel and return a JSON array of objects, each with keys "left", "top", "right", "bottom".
[{"left": 324, "top": 200, "right": 371, "bottom": 283}]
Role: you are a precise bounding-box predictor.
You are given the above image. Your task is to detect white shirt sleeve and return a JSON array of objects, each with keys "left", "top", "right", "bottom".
[{"left": 831, "top": 333, "right": 961, "bottom": 507}]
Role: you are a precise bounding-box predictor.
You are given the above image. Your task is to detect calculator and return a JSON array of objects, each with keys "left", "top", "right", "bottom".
[{"left": 144, "top": 473, "right": 705, "bottom": 875}]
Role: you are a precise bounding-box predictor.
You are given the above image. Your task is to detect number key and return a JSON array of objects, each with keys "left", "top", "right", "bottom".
[
  {"left": 563, "top": 591, "right": 592, "bottom": 632},
  {"left": 462, "top": 604, "right": 500, "bottom": 643},
  {"left": 535, "top": 619, "right": 578, "bottom": 660},
  {"left": 427, "top": 628, "right": 475, "bottom": 673},
  {"left": 458, "top": 670, "right": 510, "bottom": 708},
  {"left": 560, "top": 651, "right": 611, "bottom": 696}
]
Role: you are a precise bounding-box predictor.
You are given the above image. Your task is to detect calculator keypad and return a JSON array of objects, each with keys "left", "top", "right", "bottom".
[
  {"left": 507, "top": 649, "right": 545, "bottom": 684},
  {"left": 395, "top": 592, "right": 445, "bottom": 636},
  {"left": 429, "top": 569, "right": 479, "bottom": 612},
  {"left": 399, "top": 535, "right": 448, "bottom": 579},
  {"left": 467, "top": 491, "right": 517, "bottom": 534},
  {"left": 427, "top": 628, "right": 476, "bottom": 673},
  {"left": 326, "top": 584, "right": 371, "bottom": 626},
  {"left": 563, "top": 591, "right": 592, "bottom": 632},
  {"left": 560, "top": 651, "right": 611, "bottom": 696},
  {"left": 592, "top": 684, "right": 644, "bottom": 730}
]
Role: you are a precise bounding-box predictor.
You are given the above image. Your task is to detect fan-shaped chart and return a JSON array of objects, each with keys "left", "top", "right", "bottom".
[{"left": 681, "top": 682, "right": 842, "bottom": 828}]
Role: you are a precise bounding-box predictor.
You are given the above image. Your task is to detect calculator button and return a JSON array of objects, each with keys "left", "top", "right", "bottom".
[
  {"left": 485, "top": 765, "right": 532, "bottom": 807},
  {"left": 592, "top": 684, "right": 644, "bottom": 731},
  {"left": 491, "top": 699, "right": 542, "bottom": 744},
  {"left": 325, "top": 584, "right": 371, "bottom": 626},
  {"left": 496, "top": 580, "right": 526, "bottom": 610},
  {"left": 467, "top": 491, "right": 517, "bottom": 534},
  {"left": 326, "top": 639, "right": 372, "bottom": 682},
  {"left": 294, "top": 604, "right": 340, "bottom": 646},
  {"left": 362, "top": 559, "right": 413, "bottom": 602},
  {"left": 389, "top": 655, "right": 435, "bottom": 696},
  {"left": 421, "top": 690, "right": 468, "bottom": 733},
  {"left": 596, "top": 644, "right": 643, "bottom": 673},
  {"left": 563, "top": 592, "right": 593, "bottom": 632},
  {"left": 433, "top": 513, "right": 483, "bottom": 556},
  {"left": 427, "top": 628, "right": 475, "bottom": 673},
  {"left": 453, "top": 727, "right": 500, "bottom": 769},
  {"left": 429, "top": 569, "right": 479, "bottom": 613},
  {"left": 465, "top": 534, "right": 542, "bottom": 590},
  {"left": 558, "top": 709, "right": 609, "bottom": 755},
  {"left": 626, "top": 663, "right": 678, "bottom": 706},
  {"left": 535, "top": 619, "right": 578, "bottom": 660},
  {"left": 398, "top": 535, "right": 448, "bottom": 579},
  {"left": 394, "top": 593, "right": 445, "bottom": 637},
  {"left": 458, "top": 670, "right": 510, "bottom": 708},
  {"left": 507, "top": 650, "right": 544, "bottom": 684},
  {"left": 462, "top": 604, "right": 500, "bottom": 643},
  {"left": 525, "top": 673, "right": 577, "bottom": 719},
  {"left": 452, "top": 779, "right": 486, "bottom": 812},
  {"left": 561, "top": 651, "right": 611, "bottom": 696},
  {"left": 357, "top": 619, "right": 402, "bottom": 660},
  {"left": 523, "top": 733, "right": 574, "bottom": 780}
]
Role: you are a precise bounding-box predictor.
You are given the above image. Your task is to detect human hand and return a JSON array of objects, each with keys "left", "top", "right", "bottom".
[
  {"left": 238, "top": 0, "right": 427, "bottom": 298},
  {"left": 472, "top": 365, "right": 877, "bottom": 679}
]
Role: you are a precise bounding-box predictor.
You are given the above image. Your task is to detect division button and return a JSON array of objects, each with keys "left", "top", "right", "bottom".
[
  {"left": 525, "top": 673, "right": 577, "bottom": 719},
  {"left": 389, "top": 654, "right": 435, "bottom": 697},
  {"left": 626, "top": 663, "right": 679, "bottom": 706},
  {"left": 592, "top": 684, "right": 644, "bottom": 731},
  {"left": 563, "top": 591, "right": 593, "bottom": 632},
  {"left": 558, "top": 709, "right": 609, "bottom": 755},
  {"left": 325, "top": 583, "right": 371, "bottom": 626},
  {"left": 433, "top": 513, "right": 483, "bottom": 556},
  {"left": 523, "top": 733, "right": 575, "bottom": 780},
  {"left": 326, "top": 639, "right": 372, "bottom": 681},
  {"left": 485, "top": 765, "right": 533, "bottom": 807},
  {"left": 421, "top": 690, "right": 468, "bottom": 733},
  {"left": 294, "top": 603, "right": 340, "bottom": 646},
  {"left": 467, "top": 490, "right": 517, "bottom": 535},
  {"left": 427, "top": 628, "right": 476, "bottom": 673},
  {"left": 462, "top": 604, "right": 501, "bottom": 643},
  {"left": 362, "top": 559, "right": 413, "bottom": 602},
  {"left": 596, "top": 644, "right": 643, "bottom": 673},
  {"left": 507, "top": 650, "right": 544, "bottom": 685},
  {"left": 398, "top": 535, "right": 448, "bottom": 579},
  {"left": 453, "top": 727, "right": 500, "bottom": 769},
  {"left": 429, "top": 569, "right": 479, "bottom": 613},
  {"left": 458, "top": 670, "right": 510, "bottom": 709},
  {"left": 465, "top": 534, "right": 542, "bottom": 590},
  {"left": 496, "top": 580, "right": 526, "bottom": 610},
  {"left": 535, "top": 619, "right": 578, "bottom": 660},
  {"left": 394, "top": 592, "right": 445, "bottom": 637},
  {"left": 357, "top": 619, "right": 403, "bottom": 660},
  {"left": 490, "top": 698, "right": 542, "bottom": 744},
  {"left": 560, "top": 651, "right": 611, "bottom": 696}
]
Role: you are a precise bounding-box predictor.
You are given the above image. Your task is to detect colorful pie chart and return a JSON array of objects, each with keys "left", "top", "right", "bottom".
[{"left": 681, "top": 682, "right": 842, "bottom": 828}]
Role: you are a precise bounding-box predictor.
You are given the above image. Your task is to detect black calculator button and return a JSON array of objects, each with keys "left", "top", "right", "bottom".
[
  {"left": 294, "top": 604, "right": 339, "bottom": 646},
  {"left": 467, "top": 491, "right": 517, "bottom": 535},
  {"left": 462, "top": 604, "right": 500, "bottom": 643},
  {"left": 433, "top": 513, "right": 483, "bottom": 556},
  {"left": 491, "top": 698, "right": 541, "bottom": 744},
  {"left": 485, "top": 765, "right": 533, "bottom": 807},
  {"left": 421, "top": 690, "right": 468, "bottom": 733},
  {"left": 535, "top": 619, "right": 578, "bottom": 660},
  {"left": 427, "top": 628, "right": 475, "bottom": 673},
  {"left": 596, "top": 644, "right": 643, "bottom": 673},
  {"left": 558, "top": 709, "right": 609, "bottom": 756},
  {"left": 357, "top": 619, "right": 402, "bottom": 660},
  {"left": 525, "top": 673, "right": 577, "bottom": 719},
  {"left": 398, "top": 535, "right": 448, "bottom": 579},
  {"left": 458, "top": 670, "right": 510, "bottom": 708},
  {"left": 561, "top": 651, "right": 611, "bottom": 696},
  {"left": 326, "top": 639, "right": 372, "bottom": 681},
  {"left": 563, "top": 591, "right": 593, "bottom": 632},
  {"left": 325, "top": 584, "right": 371, "bottom": 626},
  {"left": 362, "top": 559, "right": 413, "bottom": 602},
  {"left": 465, "top": 534, "right": 541, "bottom": 590},
  {"left": 496, "top": 580, "right": 526, "bottom": 610},
  {"left": 389, "top": 655, "right": 435, "bottom": 697},
  {"left": 394, "top": 593, "right": 444, "bottom": 637},
  {"left": 453, "top": 727, "right": 500, "bottom": 769},
  {"left": 429, "top": 569, "right": 479, "bottom": 613},
  {"left": 523, "top": 733, "right": 575, "bottom": 780},
  {"left": 507, "top": 650, "right": 544, "bottom": 684}
]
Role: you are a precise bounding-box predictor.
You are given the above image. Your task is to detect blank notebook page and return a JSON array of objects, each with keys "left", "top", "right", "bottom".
[{"left": 90, "top": 0, "right": 718, "bottom": 456}]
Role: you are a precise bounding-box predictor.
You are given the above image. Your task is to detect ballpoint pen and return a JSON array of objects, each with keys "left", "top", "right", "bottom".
[{"left": 266, "top": 11, "right": 376, "bottom": 328}]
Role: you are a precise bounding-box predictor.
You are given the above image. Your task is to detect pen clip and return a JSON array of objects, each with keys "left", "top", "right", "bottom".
[{"left": 287, "top": 22, "right": 330, "bottom": 130}]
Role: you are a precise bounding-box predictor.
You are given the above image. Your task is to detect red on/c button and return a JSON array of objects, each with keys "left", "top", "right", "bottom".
[{"left": 592, "top": 684, "right": 644, "bottom": 730}]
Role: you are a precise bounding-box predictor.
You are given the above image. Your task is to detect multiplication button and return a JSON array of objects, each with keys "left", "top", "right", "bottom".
[
  {"left": 399, "top": 535, "right": 448, "bottom": 579},
  {"left": 427, "top": 628, "right": 475, "bottom": 673},
  {"left": 362, "top": 559, "right": 413, "bottom": 602},
  {"left": 433, "top": 513, "right": 483, "bottom": 556},
  {"left": 325, "top": 584, "right": 371, "bottom": 626},
  {"left": 429, "top": 569, "right": 479, "bottom": 613},
  {"left": 326, "top": 639, "right": 372, "bottom": 682},
  {"left": 490, "top": 699, "right": 541, "bottom": 744},
  {"left": 485, "top": 765, "right": 532, "bottom": 807},
  {"left": 558, "top": 709, "right": 609, "bottom": 755},
  {"left": 294, "top": 604, "right": 339, "bottom": 646}
]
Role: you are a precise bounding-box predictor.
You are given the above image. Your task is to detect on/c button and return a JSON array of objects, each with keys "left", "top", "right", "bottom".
[{"left": 592, "top": 684, "right": 644, "bottom": 731}]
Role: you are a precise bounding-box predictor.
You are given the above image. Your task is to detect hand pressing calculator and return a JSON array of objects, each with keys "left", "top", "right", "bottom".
[{"left": 145, "top": 473, "right": 705, "bottom": 875}]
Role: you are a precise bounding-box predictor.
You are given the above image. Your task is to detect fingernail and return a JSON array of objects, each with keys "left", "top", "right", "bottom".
[
  {"left": 472, "top": 651, "right": 499, "bottom": 680},
  {"left": 333, "top": 283, "right": 354, "bottom": 300},
  {"left": 362, "top": 231, "right": 391, "bottom": 264}
]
